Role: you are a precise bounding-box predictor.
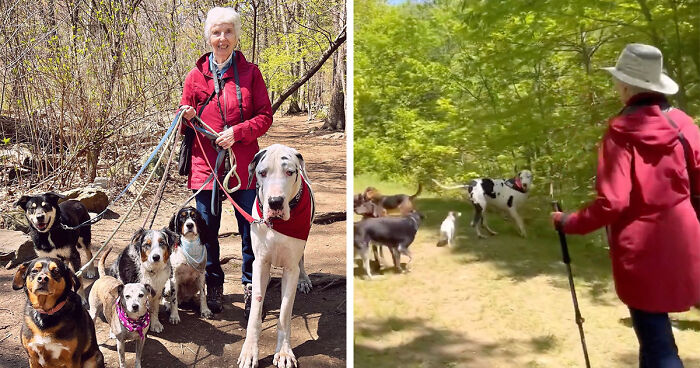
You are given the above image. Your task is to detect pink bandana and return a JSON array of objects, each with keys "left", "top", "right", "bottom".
[{"left": 116, "top": 297, "right": 150, "bottom": 340}]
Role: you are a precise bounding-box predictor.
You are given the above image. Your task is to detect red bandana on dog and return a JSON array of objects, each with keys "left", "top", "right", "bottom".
[{"left": 255, "top": 178, "right": 314, "bottom": 241}]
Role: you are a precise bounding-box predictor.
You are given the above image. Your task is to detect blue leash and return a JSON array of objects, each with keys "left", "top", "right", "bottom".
[{"left": 62, "top": 111, "right": 182, "bottom": 230}]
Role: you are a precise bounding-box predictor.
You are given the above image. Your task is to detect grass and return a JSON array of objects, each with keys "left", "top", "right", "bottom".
[{"left": 353, "top": 175, "right": 700, "bottom": 367}]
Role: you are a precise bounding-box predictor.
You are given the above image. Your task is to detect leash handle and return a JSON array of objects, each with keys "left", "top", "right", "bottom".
[{"left": 552, "top": 201, "right": 571, "bottom": 265}]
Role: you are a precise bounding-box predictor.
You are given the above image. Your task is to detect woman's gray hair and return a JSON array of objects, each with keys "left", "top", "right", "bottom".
[{"left": 204, "top": 7, "right": 242, "bottom": 41}]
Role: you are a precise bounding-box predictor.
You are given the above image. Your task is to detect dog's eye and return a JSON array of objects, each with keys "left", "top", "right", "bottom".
[
  {"left": 259, "top": 170, "right": 267, "bottom": 178},
  {"left": 125, "top": 295, "right": 131, "bottom": 299},
  {"left": 286, "top": 170, "right": 295, "bottom": 177},
  {"left": 30, "top": 269, "right": 38, "bottom": 275},
  {"left": 138, "top": 293, "right": 144, "bottom": 298}
]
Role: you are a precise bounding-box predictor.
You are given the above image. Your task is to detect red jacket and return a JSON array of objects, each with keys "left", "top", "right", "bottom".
[
  {"left": 562, "top": 93, "right": 700, "bottom": 312},
  {"left": 180, "top": 52, "right": 273, "bottom": 190}
]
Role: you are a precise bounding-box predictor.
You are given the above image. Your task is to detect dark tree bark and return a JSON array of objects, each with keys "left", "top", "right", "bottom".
[{"left": 272, "top": 26, "right": 346, "bottom": 114}]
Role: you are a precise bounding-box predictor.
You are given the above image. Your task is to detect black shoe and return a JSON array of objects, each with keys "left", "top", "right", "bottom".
[
  {"left": 243, "top": 283, "right": 252, "bottom": 321},
  {"left": 206, "top": 284, "right": 224, "bottom": 314}
]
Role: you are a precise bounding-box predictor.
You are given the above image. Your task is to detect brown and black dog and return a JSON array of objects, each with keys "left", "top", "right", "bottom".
[
  {"left": 12, "top": 257, "right": 104, "bottom": 368},
  {"left": 363, "top": 184, "right": 422, "bottom": 216}
]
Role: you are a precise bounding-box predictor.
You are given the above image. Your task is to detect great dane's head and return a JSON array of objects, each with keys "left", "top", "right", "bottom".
[
  {"left": 518, "top": 170, "right": 533, "bottom": 192},
  {"left": 248, "top": 144, "right": 309, "bottom": 221}
]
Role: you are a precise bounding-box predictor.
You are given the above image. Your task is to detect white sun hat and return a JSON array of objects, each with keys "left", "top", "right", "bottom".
[{"left": 602, "top": 43, "right": 678, "bottom": 95}]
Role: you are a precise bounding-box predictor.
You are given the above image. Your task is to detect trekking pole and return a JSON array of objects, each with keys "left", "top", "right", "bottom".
[{"left": 552, "top": 200, "right": 591, "bottom": 368}]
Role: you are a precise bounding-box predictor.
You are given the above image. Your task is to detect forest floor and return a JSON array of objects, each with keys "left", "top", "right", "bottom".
[
  {"left": 353, "top": 176, "right": 700, "bottom": 368},
  {"left": 0, "top": 115, "right": 347, "bottom": 368}
]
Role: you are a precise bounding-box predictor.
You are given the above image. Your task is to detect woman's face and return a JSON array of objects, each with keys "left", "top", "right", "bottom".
[{"left": 209, "top": 23, "right": 237, "bottom": 62}]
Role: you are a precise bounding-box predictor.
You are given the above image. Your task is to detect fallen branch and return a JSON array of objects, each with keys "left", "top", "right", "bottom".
[{"left": 313, "top": 211, "right": 346, "bottom": 225}]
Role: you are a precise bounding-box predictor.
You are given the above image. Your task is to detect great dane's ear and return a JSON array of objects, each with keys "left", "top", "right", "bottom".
[
  {"left": 294, "top": 150, "right": 311, "bottom": 184},
  {"left": 14, "top": 195, "right": 31, "bottom": 210},
  {"left": 248, "top": 149, "right": 267, "bottom": 188},
  {"left": 12, "top": 260, "right": 31, "bottom": 290},
  {"left": 44, "top": 192, "right": 65, "bottom": 206}
]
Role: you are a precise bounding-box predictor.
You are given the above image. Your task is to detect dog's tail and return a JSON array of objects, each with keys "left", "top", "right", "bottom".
[
  {"left": 410, "top": 183, "right": 422, "bottom": 199},
  {"left": 98, "top": 247, "right": 112, "bottom": 278},
  {"left": 431, "top": 178, "right": 468, "bottom": 190}
]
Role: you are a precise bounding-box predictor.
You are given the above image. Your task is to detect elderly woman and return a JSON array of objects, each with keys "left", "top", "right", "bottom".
[
  {"left": 552, "top": 43, "right": 700, "bottom": 367},
  {"left": 179, "top": 7, "right": 273, "bottom": 316}
]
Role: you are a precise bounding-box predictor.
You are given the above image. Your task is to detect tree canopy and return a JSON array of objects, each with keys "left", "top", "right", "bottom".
[{"left": 354, "top": 0, "right": 700, "bottom": 204}]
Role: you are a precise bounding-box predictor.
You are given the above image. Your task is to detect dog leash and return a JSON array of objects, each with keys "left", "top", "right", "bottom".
[
  {"left": 61, "top": 114, "right": 181, "bottom": 231},
  {"left": 551, "top": 199, "right": 591, "bottom": 368}
]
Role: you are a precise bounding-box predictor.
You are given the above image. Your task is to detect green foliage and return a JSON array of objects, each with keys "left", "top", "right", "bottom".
[{"left": 354, "top": 0, "right": 700, "bottom": 206}]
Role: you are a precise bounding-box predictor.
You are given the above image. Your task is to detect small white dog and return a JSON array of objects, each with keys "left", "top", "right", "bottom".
[{"left": 437, "top": 211, "right": 461, "bottom": 248}]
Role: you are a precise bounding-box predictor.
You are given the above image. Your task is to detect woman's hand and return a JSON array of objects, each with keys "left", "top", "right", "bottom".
[
  {"left": 215, "top": 127, "right": 235, "bottom": 149},
  {"left": 181, "top": 105, "right": 196, "bottom": 120},
  {"left": 551, "top": 211, "right": 564, "bottom": 230}
]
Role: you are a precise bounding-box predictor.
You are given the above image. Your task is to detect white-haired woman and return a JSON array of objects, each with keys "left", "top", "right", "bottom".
[
  {"left": 179, "top": 7, "right": 273, "bottom": 317},
  {"left": 552, "top": 43, "right": 700, "bottom": 367}
]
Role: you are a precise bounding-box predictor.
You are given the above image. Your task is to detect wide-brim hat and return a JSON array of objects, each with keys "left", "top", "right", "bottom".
[{"left": 602, "top": 43, "right": 678, "bottom": 95}]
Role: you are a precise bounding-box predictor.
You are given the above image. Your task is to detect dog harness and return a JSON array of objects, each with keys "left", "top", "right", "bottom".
[
  {"left": 505, "top": 176, "right": 526, "bottom": 193},
  {"left": 116, "top": 297, "right": 150, "bottom": 340},
  {"left": 177, "top": 237, "right": 207, "bottom": 268},
  {"left": 254, "top": 177, "right": 314, "bottom": 241},
  {"left": 36, "top": 300, "right": 66, "bottom": 315}
]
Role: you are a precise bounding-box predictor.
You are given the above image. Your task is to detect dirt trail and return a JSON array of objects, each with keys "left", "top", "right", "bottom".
[{"left": 0, "top": 115, "right": 346, "bottom": 367}]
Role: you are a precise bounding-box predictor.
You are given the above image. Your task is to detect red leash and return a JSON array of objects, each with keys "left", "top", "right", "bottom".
[{"left": 187, "top": 119, "right": 258, "bottom": 224}]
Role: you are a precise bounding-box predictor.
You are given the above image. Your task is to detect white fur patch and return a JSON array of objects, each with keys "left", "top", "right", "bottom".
[{"left": 28, "top": 335, "right": 69, "bottom": 365}]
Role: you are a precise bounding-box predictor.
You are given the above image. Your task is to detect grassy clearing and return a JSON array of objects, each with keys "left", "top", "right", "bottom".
[{"left": 353, "top": 175, "right": 700, "bottom": 367}]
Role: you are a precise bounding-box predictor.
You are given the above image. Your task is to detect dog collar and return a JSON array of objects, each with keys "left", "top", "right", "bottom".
[
  {"left": 255, "top": 177, "right": 314, "bottom": 241},
  {"left": 506, "top": 177, "right": 527, "bottom": 193},
  {"left": 36, "top": 299, "right": 66, "bottom": 315},
  {"left": 116, "top": 297, "right": 150, "bottom": 341}
]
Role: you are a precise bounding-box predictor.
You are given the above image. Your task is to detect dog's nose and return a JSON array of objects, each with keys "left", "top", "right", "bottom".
[
  {"left": 186, "top": 223, "right": 194, "bottom": 230},
  {"left": 36, "top": 214, "right": 45, "bottom": 221},
  {"left": 131, "top": 304, "right": 140, "bottom": 312},
  {"left": 152, "top": 254, "right": 160, "bottom": 262},
  {"left": 268, "top": 196, "right": 284, "bottom": 210},
  {"left": 36, "top": 274, "right": 48, "bottom": 284}
]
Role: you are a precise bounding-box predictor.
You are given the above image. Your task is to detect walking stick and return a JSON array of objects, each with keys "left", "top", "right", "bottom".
[{"left": 552, "top": 200, "right": 592, "bottom": 368}]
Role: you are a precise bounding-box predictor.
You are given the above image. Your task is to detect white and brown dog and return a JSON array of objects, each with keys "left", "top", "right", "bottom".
[
  {"left": 238, "top": 144, "right": 315, "bottom": 368},
  {"left": 164, "top": 207, "right": 213, "bottom": 323},
  {"left": 433, "top": 170, "right": 532, "bottom": 238},
  {"left": 107, "top": 227, "right": 177, "bottom": 333},
  {"left": 89, "top": 248, "right": 154, "bottom": 368}
]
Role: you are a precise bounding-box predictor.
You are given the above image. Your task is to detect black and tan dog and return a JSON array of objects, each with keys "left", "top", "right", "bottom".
[
  {"left": 15, "top": 192, "right": 97, "bottom": 280},
  {"left": 363, "top": 184, "right": 422, "bottom": 216},
  {"left": 354, "top": 211, "right": 424, "bottom": 277},
  {"left": 107, "top": 227, "right": 177, "bottom": 333},
  {"left": 12, "top": 257, "right": 104, "bottom": 368}
]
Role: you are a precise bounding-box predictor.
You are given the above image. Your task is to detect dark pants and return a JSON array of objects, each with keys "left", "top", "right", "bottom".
[
  {"left": 629, "top": 308, "right": 684, "bottom": 368},
  {"left": 194, "top": 189, "right": 257, "bottom": 287}
]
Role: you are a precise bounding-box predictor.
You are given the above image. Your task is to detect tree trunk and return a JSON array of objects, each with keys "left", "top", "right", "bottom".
[{"left": 322, "top": 5, "right": 346, "bottom": 131}]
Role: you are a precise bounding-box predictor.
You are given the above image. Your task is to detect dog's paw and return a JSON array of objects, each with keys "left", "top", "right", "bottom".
[
  {"left": 237, "top": 340, "right": 259, "bottom": 368},
  {"left": 169, "top": 313, "right": 181, "bottom": 325},
  {"left": 150, "top": 319, "right": 164, "bottom": 333},
  {"left": 83, "top": 266, "right": 97, "bottom": 280},
  {"left": 273, "top": 344, "right": 297, "bottom": 368},
  {"left": 297, "top": 278, "right": 312, "bottom": 294},
  {"left": 201, "top": 308, "right": 214, "bottom": 319}
]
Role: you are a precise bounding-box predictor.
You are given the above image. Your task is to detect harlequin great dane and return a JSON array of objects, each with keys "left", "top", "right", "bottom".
[
  {"left": 432, "top": 170, "right": 532, "bottom": 238},
  {"left": 238, "top": 144, "right": 315, "bottom": 368}
]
